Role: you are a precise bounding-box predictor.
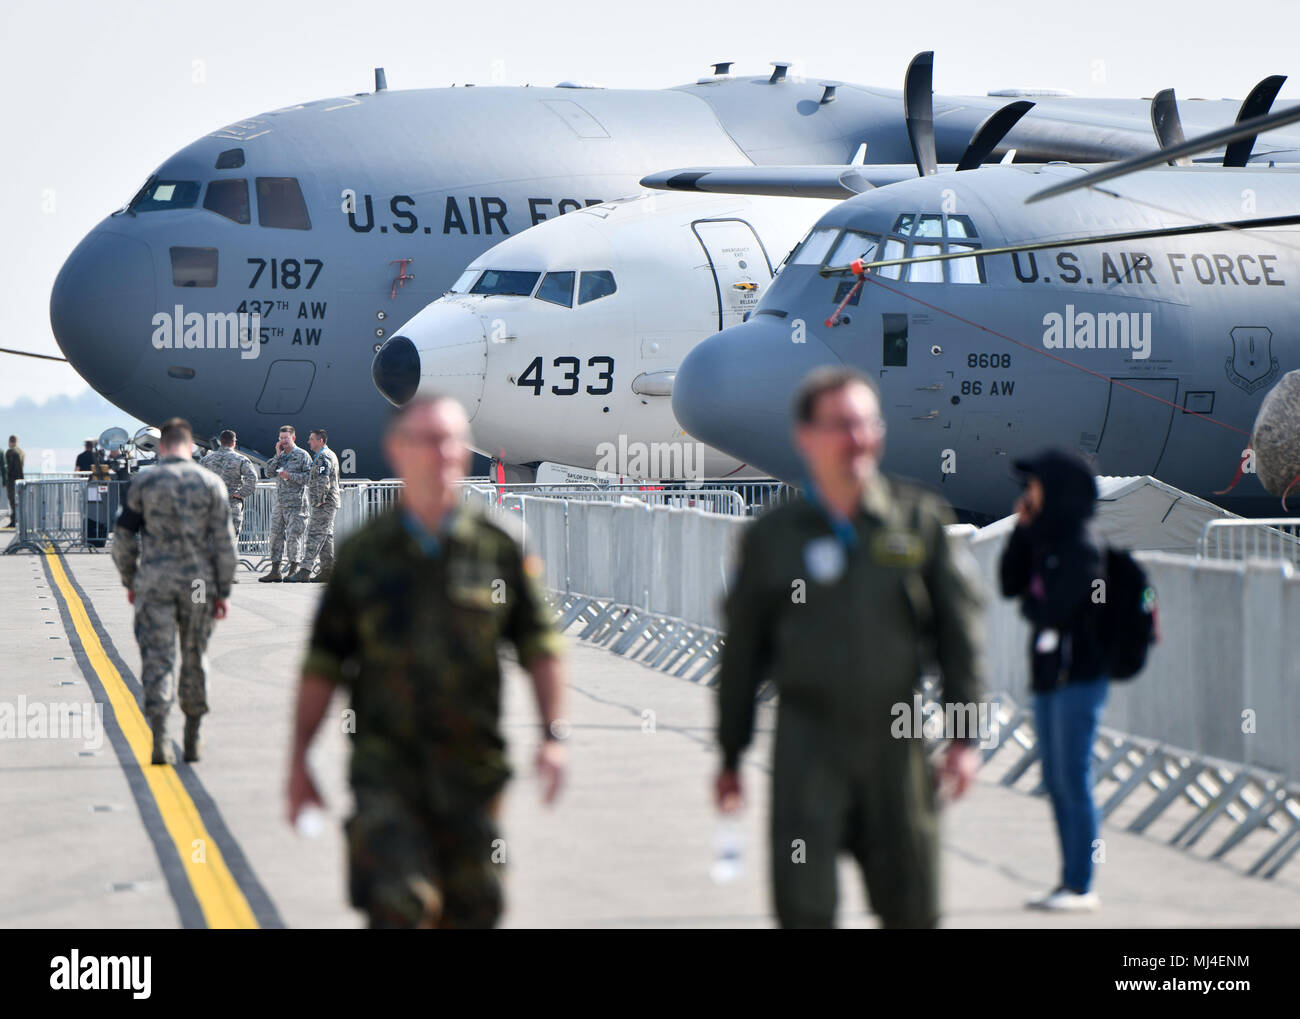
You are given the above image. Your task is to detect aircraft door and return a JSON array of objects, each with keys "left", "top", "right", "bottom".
[
  {"left": 691, "top": 219, "right": 772, "bottom": 331},
  {"left": 1095, "top": 377, "right": 1178, "bottom": 475}
]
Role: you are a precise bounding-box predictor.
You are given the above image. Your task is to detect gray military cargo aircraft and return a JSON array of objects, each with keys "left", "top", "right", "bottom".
[
  {"left": 667, "top": 98, "right": 1300, "bottom": 519},
  {"left": 39, "top": 59, "right": 1300, "bottom": 476}
]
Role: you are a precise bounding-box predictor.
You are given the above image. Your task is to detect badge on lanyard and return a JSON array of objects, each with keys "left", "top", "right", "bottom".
[{"left": 804, "top": 536, "right": 846, "bottom": 585}]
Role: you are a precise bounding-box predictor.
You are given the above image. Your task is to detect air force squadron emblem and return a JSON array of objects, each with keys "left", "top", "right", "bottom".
[
  {"left": 1225, "top": 326, "right": 1279, "bottom": 394},
  {"left": 804, "top": 536, "right": 846, "bottom": 585}
]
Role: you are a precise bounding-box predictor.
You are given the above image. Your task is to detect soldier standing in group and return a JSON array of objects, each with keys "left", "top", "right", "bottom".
[
  {"left": 288, "top": 395, "right": 567, "bottom": 928},
  {"left": 259, "top": 424, "right": 311, "bottom": 583},
  {"left": 715, "top": 367, "right": 987, "bottom": 929},
  {"left": 5, "top": 435, "right": 24, "bottom": 527},
  {"left": 201, "top": 430, "right": 258, "bottom": 582},
  {"left": 288, "top": 428, "right": 340, "bottom": 584},
  {"left": 111, "top": 418, "right": 236, "bottom": 765}
]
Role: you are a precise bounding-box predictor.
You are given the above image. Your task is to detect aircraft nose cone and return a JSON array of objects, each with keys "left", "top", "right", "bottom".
[
  {"left": 372, "top": 335, "right": 421, "bottom": 406},
  {"left": 49, "top": 228, "right": 155, "bottom": 395},
  {"left": 378, "top": 301, "right": 488, "bottom": 420},
  {"left": 673, "top": 317, "right": 843, "bottom": 480}
]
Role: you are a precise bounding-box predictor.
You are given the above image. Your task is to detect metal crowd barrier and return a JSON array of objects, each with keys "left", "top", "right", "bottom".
[
  {"left": 1197, "top": 517, "right": 1300, "bottom": 563},
  {"left": 5, "top": 478, "right": 128, "bottom": 554}
]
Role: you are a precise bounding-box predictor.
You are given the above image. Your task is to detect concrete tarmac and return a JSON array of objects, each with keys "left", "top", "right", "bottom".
[{"left": 2, "top": 550, "right": 1297, "bottom": 928}]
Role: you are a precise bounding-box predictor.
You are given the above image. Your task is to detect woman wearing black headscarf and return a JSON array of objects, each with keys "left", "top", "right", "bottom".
[{"left": 999, "top": 450, "right": 1107, "bottom": 912}]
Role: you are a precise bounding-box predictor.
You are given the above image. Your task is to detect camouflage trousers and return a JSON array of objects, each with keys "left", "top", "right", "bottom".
[
  {"left": 346, "top": 788, "right": 505, "bottom": 929},
  {"left": 269, "top": 497, "right": 307, "bottom": 564},
  {"left": 133, "top": 592, "right": 216, "bottom": 724},
  {"left": 229, "top": 498, "right": 245, "bottom": 543},
  {"left": 300, "top": 504, "right": 337, "bottom": 573}
]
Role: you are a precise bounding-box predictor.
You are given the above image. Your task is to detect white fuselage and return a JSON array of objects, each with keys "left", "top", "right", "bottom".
[{"left": 391, "top": 190, "right": 837, "bottom": 479}]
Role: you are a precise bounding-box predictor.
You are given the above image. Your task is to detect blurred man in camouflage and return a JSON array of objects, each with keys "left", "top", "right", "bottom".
[
  {"left": 201, "top": 430, "right": 258, "bottom": 581},
  {"left": 288, "top": 395, "right": 567, "bottom": 928},
  {"left": 259, "top": 424, "right": 311, "bottom": 583},
  {"left": 288, "top": 428, "right": 340, "bottom": 583},
  {"left": 112, "top": 418, "right": 236, "bottom": 765}
]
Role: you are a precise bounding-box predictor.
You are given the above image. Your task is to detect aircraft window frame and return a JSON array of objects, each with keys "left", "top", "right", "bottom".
[
  {"left": 946, "top": 243, "right": 983, "bottom": 284},
  {"left": 578, "top": 270, "right": 617, "bottom": 305},
  {"left": 826, "top": 231, "right": 882, "bottom": 271},
  {"left": 535, "top": 271, "right": 575, "bottom": 308},
  {"left": 255, "top": 177, "right": 312, "bottom": 230},
  {"left": 470, "top": 269, "right": 542, "bottom": 297},
  {"left": 449, "top": 269, "right": 480, "bottom": 294},
  {"left": 203, "top": 179, "right": 250, "bottom": 225},
  {"left": 789, "top": 227, "right": 841, "bottom": 267},
  {"left": 886, "top": 212, "right": 985, "bottom": 284},
  {"left": 128, "top": 178, "right": 201, "bottom": 213},
  {"left": 878, "top": 238, "right": 905, "bottom": 280}
]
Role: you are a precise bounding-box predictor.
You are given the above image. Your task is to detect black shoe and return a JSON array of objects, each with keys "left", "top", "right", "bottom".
[
  {"left": 258, "top": 564, "right": 283, "bottom": 583},
  {"left": 183, "top": 717, "right": 202, "bottom": 763}
]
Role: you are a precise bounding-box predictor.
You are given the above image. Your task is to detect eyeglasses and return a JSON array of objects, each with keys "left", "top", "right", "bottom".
[{"left": 806, "top": 415, "right": 885, "bottom": 434}]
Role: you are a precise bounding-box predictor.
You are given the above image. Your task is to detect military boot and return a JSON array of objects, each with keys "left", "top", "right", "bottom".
[
  {"left": 151, "top": 720, "right": 174, "bottom": 766},
  {"left": 287, "top": 567, "right": 313, "bottom": 583},
  {"left": 258, "top": 562, "right": 283, "bottom": 583},
  {"left": 183, "top": 716, "right": 203, "bottom": 763},
  {"left": 310, "top": 569, "right": 331, "bottom": 584}
]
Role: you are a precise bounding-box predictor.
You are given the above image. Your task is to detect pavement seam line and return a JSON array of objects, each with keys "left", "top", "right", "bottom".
[{"left": 43, "top": 550, "right": 258, "bottom": 929}]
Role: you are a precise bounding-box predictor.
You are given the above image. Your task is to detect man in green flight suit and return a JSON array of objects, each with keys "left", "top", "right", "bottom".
[
  {"left": 288, "top": 394, "right": 567, "bottom": 929},
  {"left": 714, "top": 367, "right": 987, "bottom": 928}
]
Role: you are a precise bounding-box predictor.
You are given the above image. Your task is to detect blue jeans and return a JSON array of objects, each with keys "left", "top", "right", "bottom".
[{"left": 1033, "top": 677, "right": 1108, "bottom": 893}]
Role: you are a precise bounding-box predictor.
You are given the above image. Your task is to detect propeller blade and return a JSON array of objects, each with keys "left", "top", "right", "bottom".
[
  {"left": 1026, "top": 102, "right": 1300, "bottom": 203},
  {"left": 1224, "top": 74, "right": 1287, "bottom": 167},
  {"left": 0, "top": 346, "right": 67, "bottom": 362},
  {"left": 1150, "top": 89, "right": 1191, "bottom": 166},
  {"left": 904, "top": 51, "right": 938, "bottom": 177},
  {"left": 956, "top": 100, "right": 1035, "bottom": 171},
  {"left": 834, "top": 212, "right": 1300, "bottom": 276}
]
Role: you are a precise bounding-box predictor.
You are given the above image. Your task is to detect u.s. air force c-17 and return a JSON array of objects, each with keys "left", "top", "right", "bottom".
[
  {"left": 666, "top": 98, "right": 1300, "bottom": 519},
  {"left": 40, "top": 57, "right": 1300, "bottom": 475}
]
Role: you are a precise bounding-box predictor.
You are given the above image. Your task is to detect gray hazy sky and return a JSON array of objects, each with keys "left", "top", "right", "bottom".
[{"left": 5, "top": 0, "right": 1299, "bottom": 404}]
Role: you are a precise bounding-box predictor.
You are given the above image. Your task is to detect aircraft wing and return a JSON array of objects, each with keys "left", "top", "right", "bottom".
[{"left": 638, "top": 164, "right": 923, "bottom": 198}]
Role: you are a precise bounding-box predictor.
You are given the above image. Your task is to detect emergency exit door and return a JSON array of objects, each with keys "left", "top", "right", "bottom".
[
  {"left": 1095, "top": 377, "right": 1179, "bottom": 475},
  {"left": 691, "top": 219, "right": 772, "bottom": 330}
]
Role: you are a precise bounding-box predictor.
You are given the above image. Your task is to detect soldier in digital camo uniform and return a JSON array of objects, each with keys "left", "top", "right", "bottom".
[
  {"left": 259, "top": 424, "right": 312, "bottom": 583},
  {"left": 288, "top": 395, "right": 568, "bottom": 928},
  {"left": 112, "top": 418, "right": 236, "bottom": 765},
  {"left": 288, "top": 427, "right": 341, "bottom": 583},
  {"left": 200, "top": 429, "right": 258, "bottom": 581}
]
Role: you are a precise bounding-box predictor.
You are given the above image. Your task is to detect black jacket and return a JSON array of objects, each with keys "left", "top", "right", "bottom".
[{"left": 999, "top": 453, "right": 1107, "bottom": 691}]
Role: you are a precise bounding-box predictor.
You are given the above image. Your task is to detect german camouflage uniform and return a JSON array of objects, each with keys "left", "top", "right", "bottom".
[
  {"left": 302, "top": 506, "right": 564, "bottom": 928},
  {"left": 111, "top": 455, "right": 237, "bottom": 725},
  {"left": 300, "top": 445, "right": 341, "bottom": 575},
  {"left": 718, "top": 477, "right": 985, "bottom": 929},
  {"left": 201, "top": 446, "right": 258, "bottom": 538},
  {"left": 266, "top": 445, "right": 311, "bottom": 564}
]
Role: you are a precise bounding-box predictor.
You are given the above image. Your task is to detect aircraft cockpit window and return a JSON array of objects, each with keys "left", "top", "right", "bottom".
[
  {"left": 878, "top": 239, "right": 904, "bottom": 280},
  {"left": 827, "top": 231, "right": 881, "bottom": 270},
  {"left": 215, "top": 148, "right": 245, "bottom": 170},
  {"left": 203, "top": 179, "right": 250, "bottom": 224},
  {"left": 536, "top": 271, "right": 575, "bottom": 307},
  {"left": 790, "top": 228, "right": 839, "bottom": 266},
  {"left": 128, "top": 179, "right": 201, "bottom": 213},
  {"left": 913, "top": 215, "right": 945, "bottom": 238},
  {"left": 945, "top": 215, "right": 977, "bottom": 238},
  {"left": 256, "top": 177, "right": 312, "bottom": 230},
  {"left": 888, "top": 212, "right": 984, "bottom": 284},
  {"left": 449, "top": 269, "right": 480, "bottom": 293},
  {"left": 471, "top": 270, "right": 541, "bottom": 296},
  {"left": 578, "top": 270, "right": 617, "bottom": 304}
]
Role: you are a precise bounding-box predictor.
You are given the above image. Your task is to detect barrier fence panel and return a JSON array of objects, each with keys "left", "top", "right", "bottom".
[{"left": 1199, "top": 518, "right": 1300, "bottom": 563}]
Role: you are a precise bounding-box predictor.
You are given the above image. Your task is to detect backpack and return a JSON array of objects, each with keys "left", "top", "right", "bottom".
[{"left": 1099, "top": 548, "right": 1159, "bottom": 680}]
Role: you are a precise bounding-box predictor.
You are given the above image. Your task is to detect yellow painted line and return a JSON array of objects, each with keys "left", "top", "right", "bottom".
[{"left": 45, "top": 551, "right": 258, "bottom": 929}]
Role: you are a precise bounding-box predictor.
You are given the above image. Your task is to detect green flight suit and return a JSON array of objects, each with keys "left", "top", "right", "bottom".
[{"left": 717, "top": 476, "right": 986, "bottom": 928}]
